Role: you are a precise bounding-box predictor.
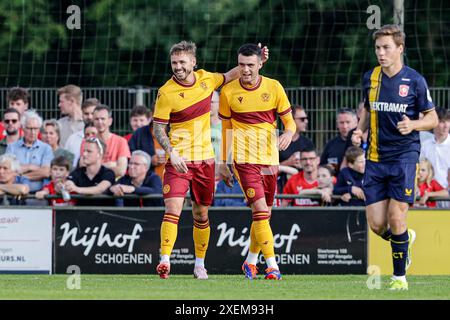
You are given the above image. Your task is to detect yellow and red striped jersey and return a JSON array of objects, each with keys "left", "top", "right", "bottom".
[
  {"left": 154, "top": 69, "right": 225, "bottom": 161},
  {"left": 219, "top": 76, "right": 291, "bottom": 165}
]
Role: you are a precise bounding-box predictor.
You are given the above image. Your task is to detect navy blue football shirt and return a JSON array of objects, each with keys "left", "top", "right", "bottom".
[{"left": 362, "top": 65, "right": 434, "bottom": 162}]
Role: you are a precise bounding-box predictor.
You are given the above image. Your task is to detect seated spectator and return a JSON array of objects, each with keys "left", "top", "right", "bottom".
[
  {"left": 0, "top": 154, "right": 29, "bottom": 204},
  {"left": 123, "top": 105, "right": 152, "bottom": 141},
  {"left": 282, "top": 148, "right": 320, "bottom": 207},
  {"left": 6, "top": 110, "right": 53, "bottom": 196},
  {"left": 64, "top": 137, "right": 115, "bottom": 206},
  {"left": 0, "top": 87, "right": 29, "bottom": 141},
  {"left": 35, "top": 156, "right": 76, "bottom": 206},
  {"left": 415, "top": 159, "right": 448, "bottom": 208},
  {"left": 321, "top": 108, "right": 358, "bottom": 174},
  {"left": 278, "top": 105, "right": 315, "bottom": 192},
  {"left": 0, "top": 108, "right": 22, "bottom": 155},
  {"left": 109, "top": 150, "right": 163, "bottom": 207},
  {"left": 334, "top": 146, "right": 366, "bottom": 206},
  {"left": 41, "top": 119, "right": 75, "bottom": 166},
  {"left": 343, "top": 102, "right": 368, "bottom": 169},
  {"left": 316, "top": 164, "right": 335, "bottom": 204},
  {"left": 128, "top": 104, "right": 166, "bottom": 180},
  {"left": 64, "top": 98, "right": 101, "bottom": 168},
  {"left": 214, "top": 178, "right": 246, "bottom": 207},
  {"left": 93, "top": 104, "right": 131, "bottom": 178}
]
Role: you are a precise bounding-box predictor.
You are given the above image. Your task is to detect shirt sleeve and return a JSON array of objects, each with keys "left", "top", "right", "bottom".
[
  {"left": 219, "top": 88, "right": 231, "bottom": 120},
  {"left": 362, "top": 72, "right": 371, "bottom": 111},
  {"left": 275, "top": 81, "right": 292, "bottom": 115},
  {"left": 117, "top": 136, "right": 131, "bottom": 159},
  {"left": 153, "top": 90, "right": 171, "bottom": 124},
  {"left": 212, "top": 72, "right": 226, "bottom": 90},
  {"left": 100, "top": 168, "right": 116, "bottom": 186},
  {"left": 416, "top": 76, "right": 435, "bottom": 113},
  {"left": 431, "top": 179, "right": 444, "bottom": 192}
]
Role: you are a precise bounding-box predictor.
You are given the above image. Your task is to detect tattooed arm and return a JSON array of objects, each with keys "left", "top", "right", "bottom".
[{"left": 153, "top": 122, "right": 188, "bottom": 173}]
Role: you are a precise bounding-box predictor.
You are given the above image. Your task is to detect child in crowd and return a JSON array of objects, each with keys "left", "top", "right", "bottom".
[
  {"left": 35, "top": 156, "right": 75, "bottom": 206},
  {"left": 334, "top": 146, "right": 366, "bottom": 206},
  {"left": 415, "top": 159, "right": 448, "bottom": 208}
]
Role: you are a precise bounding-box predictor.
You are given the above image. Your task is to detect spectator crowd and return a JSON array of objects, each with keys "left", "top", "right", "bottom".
[{"left": 1, "top": 86, "right": 449, "bottom": 208}]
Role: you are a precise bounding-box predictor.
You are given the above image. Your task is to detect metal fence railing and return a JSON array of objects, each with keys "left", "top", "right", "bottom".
[{"left": 1, "top": 86, "right": 449, "bottom": 153}]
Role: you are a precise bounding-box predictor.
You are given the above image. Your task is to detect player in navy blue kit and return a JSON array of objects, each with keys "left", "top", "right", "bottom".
[{"left": 352, "top": 25, "right": 438, "bottom": 290}]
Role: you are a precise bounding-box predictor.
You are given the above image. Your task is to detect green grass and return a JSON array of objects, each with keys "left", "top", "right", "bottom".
[{"left": 0, "top": 275, "right": 449, "bottom": 300}]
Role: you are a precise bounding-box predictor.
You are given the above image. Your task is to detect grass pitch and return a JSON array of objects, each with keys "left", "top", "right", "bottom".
[{"left": 0, "top": 275, "right": 449, "bottom": 300}]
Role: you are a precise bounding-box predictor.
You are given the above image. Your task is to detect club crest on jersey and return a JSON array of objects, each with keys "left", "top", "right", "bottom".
[
  {"left": 399, "top": 85, "right": 409, "bottom": 97},
  {"left": 179, "top": 92, "right": 184, "bottom": 98},
  {"left": 261, "top": 93, "right": 270, "bottom": 102},
  {"left": 238, "top": 96, "right": 243, "bottom": 104},
  {"left": 163, "top": 184, "right": 171, "bottom": 194},
  {"left": 246, "top": 188, "right": 255, "bottom": 198},
  {"left": 200, "top": 81, "right": 207, "bottom": 90}
]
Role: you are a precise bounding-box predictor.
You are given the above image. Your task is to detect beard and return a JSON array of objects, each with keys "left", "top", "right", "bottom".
[{"left": 6, "top": 129, "right": 18, "bottom": 136}]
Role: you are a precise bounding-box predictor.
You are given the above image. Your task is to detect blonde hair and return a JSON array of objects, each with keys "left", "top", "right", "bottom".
[
  {"left": 419, "top": 159, "right": 434, "bottom": 185},
  {"left": 57, "top": 84, "right": 82, "bottom": 105}
]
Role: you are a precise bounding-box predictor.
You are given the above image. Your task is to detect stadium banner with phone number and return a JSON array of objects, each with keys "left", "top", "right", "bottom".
[
  {"left": 0, "top": 208, "right": 53, "bottom": 274},
  {"left": 54, "top": 208, "right": 367, "bottom": 274},
  {"left": 369, "top": 210, "right": 450, "bottom": 275}
]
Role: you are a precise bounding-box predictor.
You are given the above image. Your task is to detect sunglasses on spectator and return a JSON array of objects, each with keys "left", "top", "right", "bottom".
[
  {"left": 294, "top": 117, "right": 308, "bottom": 122},
  {"left": 4, "top": 119, "right": 18, "bottom": 124},
  {"left": 86, "top": 137, "right": 104, "bottom": 155}
]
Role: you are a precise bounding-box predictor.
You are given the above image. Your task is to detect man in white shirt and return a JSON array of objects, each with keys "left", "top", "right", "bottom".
[
  {"left": 64, "top": 98, "right": 101, "bottom": 168},
  {"left": 57, "top": 85, "right": 85, "bottom": 147}
]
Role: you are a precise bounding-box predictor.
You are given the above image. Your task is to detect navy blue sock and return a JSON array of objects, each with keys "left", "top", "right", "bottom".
[
  {"left": 390, "top": 230, "right": 409, "bottom": 276},
  {"left": 381, "top": 228, "right": 392, "bottom": 241}
]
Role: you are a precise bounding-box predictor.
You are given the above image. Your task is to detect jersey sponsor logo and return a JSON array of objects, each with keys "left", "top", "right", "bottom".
[
  {"left": 179, "top": 92, "right": 184, "bottom": 98},
  {"left": 163, "top": 184, "right": 171, "bottom": 194},
  {"left": 401, "top": 78, "right": 410, "bottom": 82},
  {"left": 246, "top": 188, "right": 255, "bottom": 198},
  {"left": 405, "top": 188, "right": 413, "bottom": 196},
  {"left": 238, "top": 96, "right": 243, "bottom": 104},
  {"left": 399, "top": 84, "right": 409, "bottom": 97},
  {"left": 371, "top": 102, "right": 408, "bottom": 113},
  {"left": 261, "top": 93, "right": 270, "bottom": 102},
  {"left": 200, "top": 81, "right": 207, "bottom": 90}
]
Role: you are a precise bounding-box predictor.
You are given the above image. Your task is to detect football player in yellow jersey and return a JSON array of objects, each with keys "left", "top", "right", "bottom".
[
  {"left": 218, "top": 43, "right": 296, "bottom": 280},
  {"left": 153, "top": 41, "right": 268, "bottom": 280}
]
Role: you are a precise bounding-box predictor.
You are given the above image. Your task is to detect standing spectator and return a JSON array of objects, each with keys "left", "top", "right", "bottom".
[
  {"left": 57, "top": 84, "right": 84, "bottom": 147},
  {"left": 6, "top": 110, "right": 53, "bottom": 195},
  {"left": 64, "top": 137, "right": 115, "bottom": 206},
  {"left": 123, "top": 105, "right": 152, "bottom": 142},
  {"left": 93, "top": 104, "right": 131, "bottom": 178},
  {"left": 321, "top": 108, "right": 358, "bottom": 173},
  {"left": 281, "top": 148, "right": 320, "bottom": 207},
  {"left": 0, "top": 87, "right": 29, "bottom": 140},
  {"left": 0, "top": 109, "right": 22, "bottom": 155},
  {"left": 278, "top": 105, "right": 315, "bottom": 192},
  {"left": 64, "top": 98, "right": 101, "bottom": 168},
  {"left": 41, "top": 119, "right": 75, "bottom": 167},
  {"left": 415, "top": 159, "right": 448, "bottom": 208},
  {"left": 334, "top": 146, "right": 366, "bottom": 206},
  {"left": 0, "top": 154, "right": 29, "bottom": 204},
  {"left": 420, "top": 107, "right": 450, "bottom": 191},
  {"left": 110, "top": 150, "right": 163, "bottom": 207}
]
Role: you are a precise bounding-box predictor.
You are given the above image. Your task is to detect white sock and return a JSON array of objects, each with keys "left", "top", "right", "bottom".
[
  {"left": 160, "top": 254, "right": 170, "bottom": 264},
  {"left": 246, "top": 252, "right": 259, "bottom": 265},
  {"left": 195, "top": 257, "right": 205, "bottom": 267},
  {"left": 392, "top": 275, "right": 407, "bottom": 282},
  {"left": 266, "top": 257, "right": 278, "bottom": 269}
]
